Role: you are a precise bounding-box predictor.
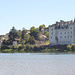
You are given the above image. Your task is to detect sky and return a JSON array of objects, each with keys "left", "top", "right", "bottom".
[{"left": 0, "top": 0, "right": 75, "bottom": 35}]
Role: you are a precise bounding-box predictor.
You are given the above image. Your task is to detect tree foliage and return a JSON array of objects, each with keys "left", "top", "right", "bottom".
[
  {"left": 28, "top": 36, "right": 35, "bottom": 44},
  {"left": 43, "top": 31, "right": 49, "bottom": 38},
  {"left": 39, "top": 24, "right": 45, "bottom": 31},
  {"left": 21, "top": 28, "right": 27, "bottom": 40},
  {"left": 9, "top": 27, "right": 19, "bottom": 41},
  {"left": 30, "top": 27, "right": 39, "bottom": 40}
]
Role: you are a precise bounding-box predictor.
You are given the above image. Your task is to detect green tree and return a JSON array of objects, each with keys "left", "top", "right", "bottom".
[
  {"left": 30, "top": 26, "right": 35, "bottom": 30},
  {"left": 30, "top": 27, "right": 39, "bottom": 40},
  {"left": 21, "top": 28, "right": 27, "bottom": 40},
  {"left": 3, "top": 40, "right": 11, "bottom": 45},
  {"left": 67, "top": 45, "right": 72, "bottom": 51},
  {"left": 9, "top": 27, "right": 19, "bottom": 41},
  {"left": 17, "top": 30, "right": 22, "bottom": 38},
  {"left": 28, "top": 36, "right": 35, "bottom": 44},
  {"left": 71, "top": 44, "right": 75, "bottom": 51},
  {"left": 39, "top": 24, "right": 45, "bottom": 31}
]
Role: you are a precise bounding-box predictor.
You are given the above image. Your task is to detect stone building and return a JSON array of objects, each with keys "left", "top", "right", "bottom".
[
  {"left": 49, "top": 19, "right": 75, "bottom": 45},
  {"left": 41, "top": 27, "right": 49, "bottom": 32},
  {"left": 13, "top": 41, "right": 17, "bottom": 46}
]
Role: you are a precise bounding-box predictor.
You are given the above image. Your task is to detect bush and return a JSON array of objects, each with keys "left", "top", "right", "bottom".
[
  {"left": 67, "top": 45, "right": 71, "bottom": 51},
  {"left": 71, "top": 44, "right": 75, "bottom": 51}
]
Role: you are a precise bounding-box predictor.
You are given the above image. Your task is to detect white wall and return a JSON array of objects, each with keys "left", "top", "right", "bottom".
[{"left": 49, "top": 24, "right": 75, "bottom": 45}]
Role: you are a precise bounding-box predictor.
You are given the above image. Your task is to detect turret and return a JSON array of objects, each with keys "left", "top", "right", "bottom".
[{"left": 74, "top": 18, "right": 75, "bottom": 23}]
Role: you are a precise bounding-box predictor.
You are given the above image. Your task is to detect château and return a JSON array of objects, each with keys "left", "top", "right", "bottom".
[{"left": 49, "top": 19, "right": 75, "bottom": 45}]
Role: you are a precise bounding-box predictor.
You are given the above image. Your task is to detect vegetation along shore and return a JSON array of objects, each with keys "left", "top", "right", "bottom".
[{"left": 0, "top": 24, "right": 75, "bottom": 53}]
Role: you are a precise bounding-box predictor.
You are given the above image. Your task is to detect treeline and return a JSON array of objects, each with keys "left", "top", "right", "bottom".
[
  {"left": 0, "top": 44, "right": 75, "bottom": 53},
  {"left": 2, "top": 24, "right": 49, "bottom": 45}
]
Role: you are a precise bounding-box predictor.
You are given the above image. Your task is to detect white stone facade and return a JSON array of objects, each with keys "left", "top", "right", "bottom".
[{"left": 49, "top": 19, "right": 75, "bottom": 45}]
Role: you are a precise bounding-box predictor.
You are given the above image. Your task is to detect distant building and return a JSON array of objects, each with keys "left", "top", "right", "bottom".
[
  {"left": 13, "top": 41, "right": 17, "bottom": 46},
  {"left": 40, "top": 33, "right": 48, "bottom": 41},
  {"left": 49, "top": 19, "right": 75, "bottom": 45},
  {"left": 44, "top": 27, "right": 49, "bottom": 32},
  {"left": 26, "top": 31, "right": 30, "bottom": 34},
  {"left": 41, "top": 27, "right": 49, "bottom": 32}
]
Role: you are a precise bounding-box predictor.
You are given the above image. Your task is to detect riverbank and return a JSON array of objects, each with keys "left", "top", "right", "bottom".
[{"left": 0, "top": 44, "right": 75, "bottom": 53}]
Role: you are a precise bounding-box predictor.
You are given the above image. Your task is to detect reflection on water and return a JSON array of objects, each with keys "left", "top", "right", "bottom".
[{"left": 0, "top": 53, "right": 75, "bottom": 75}]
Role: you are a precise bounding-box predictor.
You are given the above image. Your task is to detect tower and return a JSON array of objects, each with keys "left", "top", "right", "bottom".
[{"left": 74, "top": 18, "right": 75, "bottom": 23}]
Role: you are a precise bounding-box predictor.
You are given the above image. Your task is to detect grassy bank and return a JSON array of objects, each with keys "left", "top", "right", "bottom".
[{"left": 0, "top": 44, "right": 75, "bottom": 53}]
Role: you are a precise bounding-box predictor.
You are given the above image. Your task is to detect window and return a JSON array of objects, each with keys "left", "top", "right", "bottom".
[
  {"left": 51, "top": 36, "right": 52, "bottom": 39},
  {"left": 70, "top": 36, "right": 72, "bottom": 38},
  {"left": 71, "top": 31, "right": 72, "bottom": 34},
  {"left": 67, "top": 36, "right": 69, "bottom": 38},
  {"left": 65, "top": 36, "right": 66, "bottom": 38},
  {"left": 65, "top": 32, "right": 66, "bottom": 34},
  {"left": 60, "top": 32, "right": 62, "bottom": 34},
  {"left": 70, "top": 27, "right": 72, "bottom": 29}
]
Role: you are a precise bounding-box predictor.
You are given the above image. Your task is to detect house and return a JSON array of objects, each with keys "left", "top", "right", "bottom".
[
  {"left": 13, "top": 41, "right": 17, "bottom": 46},
  {"left": 40, "top": 33, "right": 48, "bottom": 41},
  {"left": 41, "top": 27, "right": 49, "bottom": 32},
  {"left": 49, "top": 19, "right": 75, "bottom": 45}
]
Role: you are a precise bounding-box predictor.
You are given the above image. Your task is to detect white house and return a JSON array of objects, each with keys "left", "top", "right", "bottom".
[
  {"left": 49, "top": 19, "right": 75, "bottom": 45},
  {"left": 13, "top": 41, "right": 17, "bottom": 46},
  {"left": 41, "top": 27, "right": 49, "bottom": 32}
]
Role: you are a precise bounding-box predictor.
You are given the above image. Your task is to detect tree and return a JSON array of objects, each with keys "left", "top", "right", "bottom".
[
  {"left": 71, "top": 44, "right": 75, "bottom": 51},
  {"left": 30, "top": 27, "right": 39, "bottom": 40},
  {"left": 21, "top": 28, "right": 27, "bottom": 40},
  {"left": 9, "top": 27, "right": 19, "bottom": 41},
  {"left": 67, "top": 45, "right": 72, "bottom": 51},
  {"left": 28, "top": 36, "right": 35, "bottom": 44},
  {"left": 39, "top": 24, "right": 45, "bottom": 31},
  {"left": 30, "top": 26, "right": 35, "bottom": 30},
  {"left": 3, "top": 40, "right": 12, "bottom": 45},
  {"left": 17, "top": 30, "right": 22, "bottom": 38}
]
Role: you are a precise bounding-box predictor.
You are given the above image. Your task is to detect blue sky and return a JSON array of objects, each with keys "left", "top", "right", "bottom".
[{"left": 0, "top": 0, "right": 75, "bottom": 34}]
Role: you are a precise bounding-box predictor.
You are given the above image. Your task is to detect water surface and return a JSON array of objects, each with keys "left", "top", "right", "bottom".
[{"left": 0, "top": 53, "right": 75, "bottom": 75}]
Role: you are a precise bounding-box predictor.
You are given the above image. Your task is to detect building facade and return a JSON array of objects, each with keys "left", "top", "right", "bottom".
[{"left": 49, "top": 19, "right": 75, "bottom": 45}]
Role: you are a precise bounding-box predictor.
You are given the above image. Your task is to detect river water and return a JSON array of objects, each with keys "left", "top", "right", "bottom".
[{"left": 0, "top": 53, "right": 75, "bottom": 75}]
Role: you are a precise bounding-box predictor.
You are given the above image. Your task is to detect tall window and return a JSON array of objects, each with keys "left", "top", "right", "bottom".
[
  {"left": 65, "top": 36, "right": 66, "bottom": 38},
  {"left": 70, "top": 27, "right": 72, "bottom": 29},
  {"left": 70, "top": 36, "right": 72, "bottom": 38},
  {"left": 65, "top": 32, "right": 66, "bottom": 34},
  {"left": 51, "top": 36, "right": 52, "bottom": 39},
  {"left": 67, "top": 36, "right": 69, "bottom": 38}
]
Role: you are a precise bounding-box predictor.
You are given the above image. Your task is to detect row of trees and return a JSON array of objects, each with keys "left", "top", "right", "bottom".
[{"left": 3, "top": 24, "right": 49, "bottom": 45}]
